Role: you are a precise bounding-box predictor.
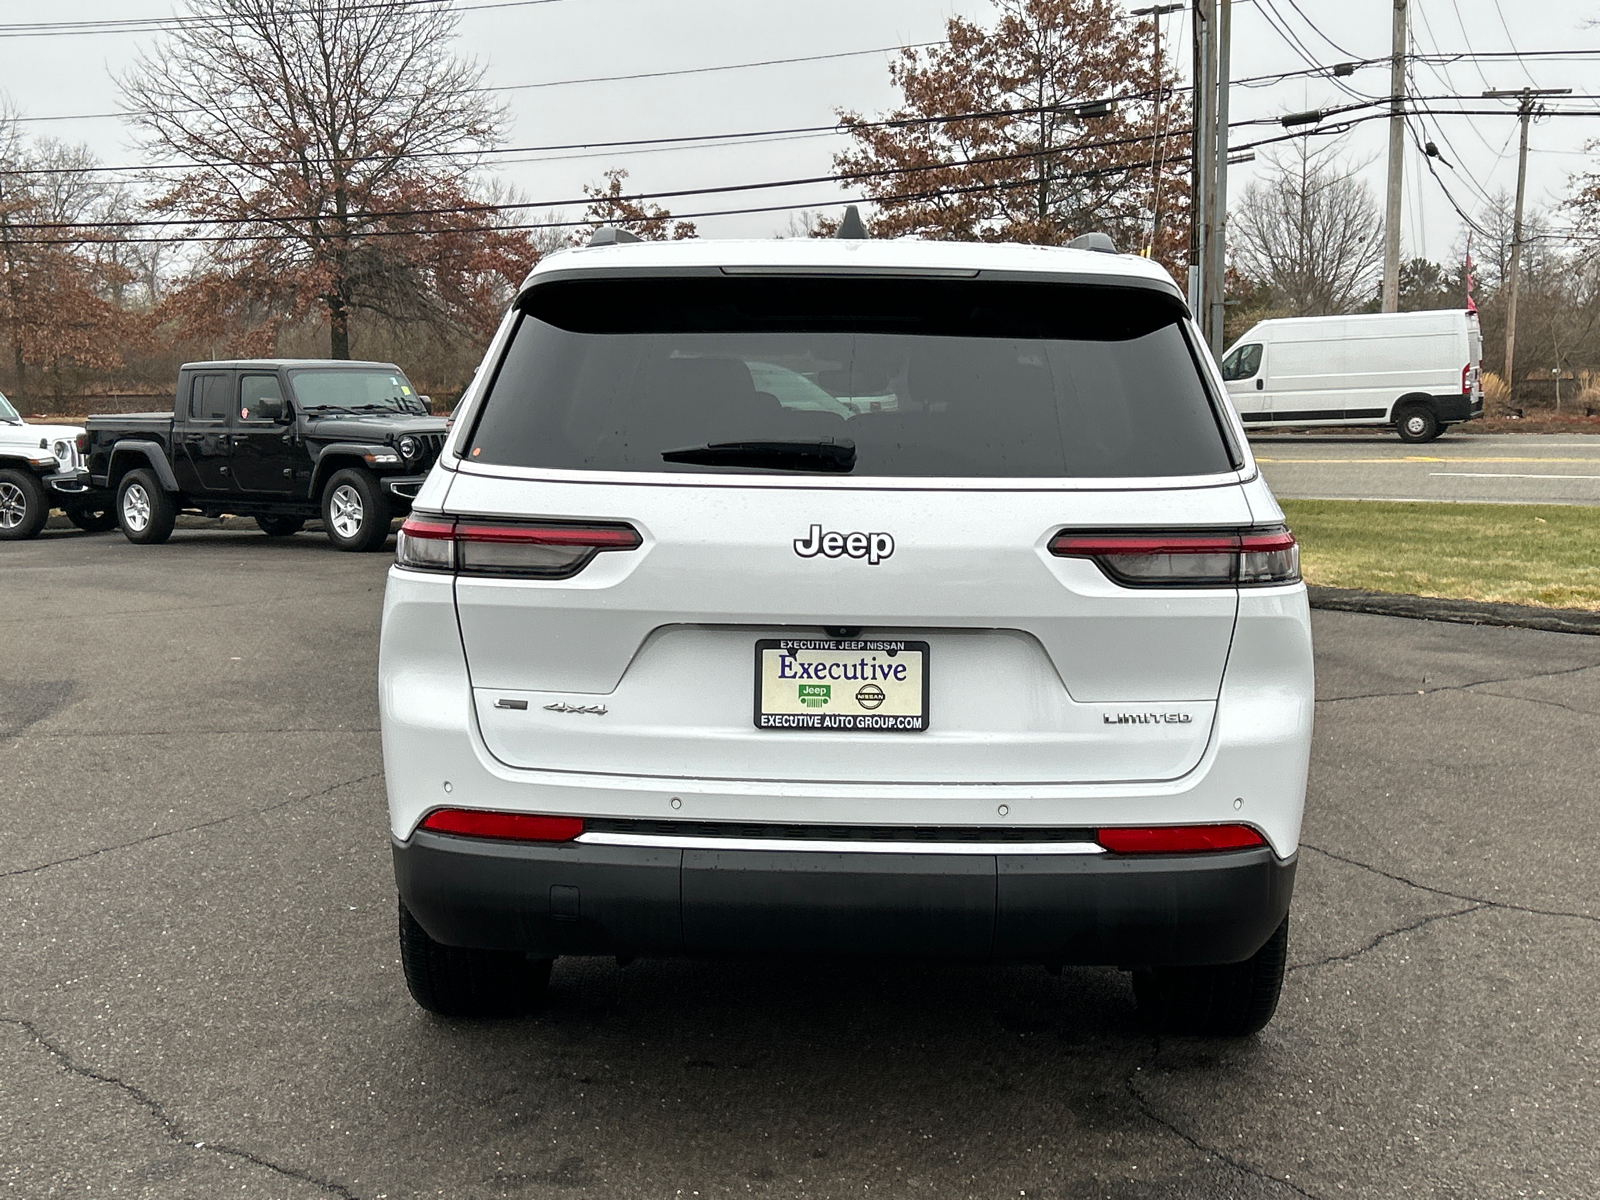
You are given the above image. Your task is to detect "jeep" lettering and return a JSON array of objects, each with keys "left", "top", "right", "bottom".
[{"left": 793, "top": 524, "right": 894, "bottom": 565}]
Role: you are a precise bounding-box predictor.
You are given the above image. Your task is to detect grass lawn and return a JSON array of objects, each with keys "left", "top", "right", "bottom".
[{"left": 1279, "top": 499, "right": 1600, "bottom": 611}]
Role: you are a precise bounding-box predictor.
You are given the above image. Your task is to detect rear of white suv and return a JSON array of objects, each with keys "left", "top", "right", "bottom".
[{"left": 380, "top": 237, "right": 1313, "bottom": 1035}]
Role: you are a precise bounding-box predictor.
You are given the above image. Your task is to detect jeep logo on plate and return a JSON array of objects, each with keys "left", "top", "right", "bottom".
[{"left": 793, "top": 524, "right": 895, "bottom": 565}]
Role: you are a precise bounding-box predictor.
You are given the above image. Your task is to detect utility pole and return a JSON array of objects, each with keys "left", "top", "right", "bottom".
[
  {"left": 1485, "top": 87, "right": 1571, "bottom": 396},
  {"left": 1208, "top": 0, "right": 1231, "bottom": 353},
  {"left": 1381, "top": 0, "right": 1407, "bottom": 313},
  {"left": 1189, "top": 0, "right": 1214, "bottom": 321},
  {"left": 1132, "top": 3, "right": 1183, "bottom": 256}
]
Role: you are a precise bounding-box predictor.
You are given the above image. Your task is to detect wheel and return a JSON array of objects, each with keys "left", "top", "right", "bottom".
[
  {"left": 321, "top": 467, "right": 391, "bottom": 552},
  {"left": 256, "top": 515, "right": 305, "bottom": 537},
  {"left": 398, "top": 899, "right": 551, "bottom": 1018},
  {"left": 1133, "top": 916, "right": 1288, "bottom": 1037},
  {"left": 116, "top": 469, "right": 177, "bottom": 544},
  {"left": 0, "top": 468, "right": 49, "bottom": 540},
  {"left": 1395, "top": 404, "right": 1441, "bottom": 443},
  {"left": 67, "top": 507, "right": 119, "bottom": 533}
]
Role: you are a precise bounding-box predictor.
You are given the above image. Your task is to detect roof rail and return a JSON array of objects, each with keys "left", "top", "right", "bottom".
[
  {"left": 1066, "top": 232, "right": 1117, "bottom": 254},
  {"left": 834, "top": 205, "right": 868, "bottom": 239},
  {"left": 589, "top": 226, "right": 642, "bottom": 247}
]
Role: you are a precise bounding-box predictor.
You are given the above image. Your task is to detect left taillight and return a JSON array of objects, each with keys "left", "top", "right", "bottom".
[
  {"left": 397, "top": 515, "right": 642, "bottom": 578},
  {"left": 420, "top": 809, "right": 584, "bottom": 841},
  {"left": 1049, "top": 527, "right": 1300, "bottom": 587}
]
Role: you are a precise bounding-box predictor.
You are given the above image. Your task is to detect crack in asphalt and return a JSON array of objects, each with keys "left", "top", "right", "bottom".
[
  {"left": 1315, "top": 658, "right": 1600, "bottom": 706},
  {"left": 1301, "top": 843, "right": 1600, "bottom": 925},
  {"left": 1125, "top": 1042, "right": 1324, "bottom": 1199},
  {"left": 0, "top": 771, "right": 382, "bottom": 881},
  {"left": 1125, "top": 825, "right": 1596, "bottom": 1196},
  {"left": 1464, "top": 687, "right": 1598, "bottom": 716},
  {"left": 0, "top": 1016, "right": 362, "bottom": 1199},
  {"left": 1288, "top": 904, "right": 1487, "bottom": 974}
]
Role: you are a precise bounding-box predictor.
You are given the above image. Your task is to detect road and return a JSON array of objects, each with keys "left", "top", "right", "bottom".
[
  {"left": 3, "top": 527, "right": 1598, "bottom": 1199},
  {"left": 1252, "top": 431, "right": 1600, "bottom": 505}
]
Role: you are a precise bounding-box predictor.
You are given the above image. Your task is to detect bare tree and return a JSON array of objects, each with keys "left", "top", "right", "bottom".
[
  {"left": 120, "top": 0, "right": 529, "bottom": 358},
  {"left": 1230, "top": 141, "right": 1382, "bottom": 316},
  {"left": 0, "top": 104, "right": 143, "bottom": 403}
]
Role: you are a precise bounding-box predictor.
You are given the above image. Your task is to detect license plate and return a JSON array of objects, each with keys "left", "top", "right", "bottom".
[{"left": 754, "top": 639, "right": 929, "bottom": 732}]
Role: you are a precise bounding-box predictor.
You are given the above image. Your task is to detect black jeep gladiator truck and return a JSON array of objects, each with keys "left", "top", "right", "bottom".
[{"left": 84, "top": 360, "right": 448, "bottom": 551}]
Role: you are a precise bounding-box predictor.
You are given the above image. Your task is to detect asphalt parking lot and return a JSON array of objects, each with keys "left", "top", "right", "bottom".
[
  {"left": 1253, "top": 431, "right": 1600, "bottom": 505},
  {"left": 4, "top": 527, "right": 1598, "bottom": 1199}
]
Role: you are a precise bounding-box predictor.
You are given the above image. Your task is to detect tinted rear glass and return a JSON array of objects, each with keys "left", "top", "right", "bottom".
[{"left": 467, "top": 277, "right": 1236, "bottom": 478}]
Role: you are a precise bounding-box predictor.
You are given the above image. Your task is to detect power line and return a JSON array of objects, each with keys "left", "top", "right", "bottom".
[
  {"left": 2, "top": 78, "right": 1188, "bottom": 179},
  {"left": 1251, "top": 0, "right": 1376, "bottom": 104},
  {"left": 7, "top": 102, "right": 1595, "bottom": 251},
  {"left": 11, "top": 98, "right": 1591, "bottom": 246},
  {"left": 1276, "top": 0, "right": 1361, "bottom": 60},
  {"left": 10, "top": 41, "right": 945, "bottom": 124},
  {"left": 17, "top": 45, "right": 1599, "bottom": 127},
  {"left": 0, "top": 0, "right": 571, "bottom": 39},
  {"left": 0, "top": 149, "right": 1192, "bottom": 247},
  {"left": 0, "top": 126, "right": 1192, "bottom": 235},
  {"left": 1489, "top": 0, "right": 1541, "bottom": 88}
]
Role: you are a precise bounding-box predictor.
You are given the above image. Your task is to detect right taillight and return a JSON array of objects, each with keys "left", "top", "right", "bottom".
[
  {"left": 1049, "top": 527, "right": 1299, "bottom": 587},
  {"left": 397, "top": 515, "right": 642, "bottom": 578},
  {"left": 1096, "top": 824, "right": 1266, "bottom": 854}
]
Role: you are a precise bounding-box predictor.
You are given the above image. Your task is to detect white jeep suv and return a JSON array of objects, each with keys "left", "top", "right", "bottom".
[{"left": 379, "top": 233, "right": 1313, "bottom": 1035}]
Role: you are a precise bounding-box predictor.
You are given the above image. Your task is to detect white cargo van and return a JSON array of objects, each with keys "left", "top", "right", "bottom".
[{"left": 1219, "top": 309, "right": 1482, "bottom": 442}]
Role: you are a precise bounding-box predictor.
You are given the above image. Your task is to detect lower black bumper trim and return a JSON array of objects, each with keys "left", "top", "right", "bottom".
[{"left": 393, "top": 830, "right": 1296, "bottom": 967}]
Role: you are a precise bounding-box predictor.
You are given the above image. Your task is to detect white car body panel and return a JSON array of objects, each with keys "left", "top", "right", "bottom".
[{"left": 380, "top": 237, "right": 1313, "bottom": 867}]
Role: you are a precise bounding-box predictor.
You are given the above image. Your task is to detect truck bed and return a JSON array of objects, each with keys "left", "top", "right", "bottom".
[{"left": 84, "top": 412, "right": 175, "bottom": 483}]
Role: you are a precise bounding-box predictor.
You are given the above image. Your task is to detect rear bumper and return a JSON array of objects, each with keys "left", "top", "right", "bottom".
[
  {"left": 1432, "top": 394, "right": 1482, "bottom": 423},
  {"left": 393, "top": 829, "right": 1296, "bottom": 966}
]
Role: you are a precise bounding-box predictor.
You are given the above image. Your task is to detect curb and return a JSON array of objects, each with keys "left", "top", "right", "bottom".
[{"left": 1308, "top": 586, "right": 1600, "bottom": 636}]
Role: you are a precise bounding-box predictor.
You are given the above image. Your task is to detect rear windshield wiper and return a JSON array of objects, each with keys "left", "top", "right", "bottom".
[{"left": 660, "top": 439, "right": 856, "bottom": 473}]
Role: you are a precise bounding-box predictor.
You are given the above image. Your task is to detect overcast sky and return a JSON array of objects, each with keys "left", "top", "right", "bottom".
[{"left": 4, "top": 0, "right": 1596, "bottom": 266}]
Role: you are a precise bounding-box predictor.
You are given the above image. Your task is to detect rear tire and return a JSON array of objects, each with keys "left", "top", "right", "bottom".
[
  {"left": 398, "top": 899, "right": 551, "bottom": 1018},
  {"left": 0, "top": 468, "right": 49, "bottom": 540},
  {"left": 67, "top": 507, "right": 119, "bottom": 533},
  {"left": 1395, "top": 404, "right": 1441, "bottom": 443},
  {"left": 256, "top": 515, "right": 305, "bottom": 537},
  {"left": 116, "top": 469, "right": 176, "bottom": 545},
  {"left": 1133, "top": 915, "right": 1289, "bottom": 1037},
  {"left": 321, "top": 467, "right": 391, "bottom": 552}
]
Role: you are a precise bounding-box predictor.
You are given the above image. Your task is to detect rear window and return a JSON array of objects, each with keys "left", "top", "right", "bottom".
[{"left": 466, "top": 277, "right": 1237, "bottom": 478}]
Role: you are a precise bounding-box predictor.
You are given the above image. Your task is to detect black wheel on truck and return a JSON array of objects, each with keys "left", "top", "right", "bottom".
[
  {"left": 256, "top": 515, "right": 305, "bottom": 537},
  {"left": 0, "top": 468, "right": 50, "bottom": 540},
  {"left": 1394, "top": 402, "right": 1441, "bottom": 443},
  {"left": 1133, "top": 915, "right": 1289, "bottom": 1037},
  {"left": 398, "top": 899, "right": 552, "bottom": 1018},
  {"left": 116, "top": 468, "right": 177, "bottom": 544},
  {"left": 67, "top": 507, "right": 119, "bottom": 533},
  {"left": 321, "top": 467, "right": 391, "bottom": 552}
]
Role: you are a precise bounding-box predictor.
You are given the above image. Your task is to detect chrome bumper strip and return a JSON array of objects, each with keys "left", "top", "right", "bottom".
[{"left": 575, "top": 831, "right": 1106, "bottom": 855}]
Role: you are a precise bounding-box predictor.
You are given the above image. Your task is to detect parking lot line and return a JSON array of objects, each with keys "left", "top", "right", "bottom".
[{"left": 1429, "top": 472, "right": 1600, "bottom": 480}]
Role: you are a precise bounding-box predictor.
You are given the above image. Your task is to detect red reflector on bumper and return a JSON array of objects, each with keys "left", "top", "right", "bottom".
[
  {"left": 420, "top": 809, "right": 584, "bottom": 842},
  {"left": 1095, "top": 824, "right": 1266, "bottom": 854}
]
